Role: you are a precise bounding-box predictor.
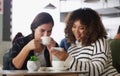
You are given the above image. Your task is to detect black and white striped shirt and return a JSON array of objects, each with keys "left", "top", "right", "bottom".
[{"left": 64, "top": 37, "right": 120, "bottom": 76}]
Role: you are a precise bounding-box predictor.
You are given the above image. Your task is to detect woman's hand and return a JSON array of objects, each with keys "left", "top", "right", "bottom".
[
  {"left": 51, "top": 48, "right": 69, "bottom": 61},
  {"left": 47, "top": 38, "right": 57, "bottom": 51},
  {"left": 25, "top": 39, "right": 44, "bottom": 52}
]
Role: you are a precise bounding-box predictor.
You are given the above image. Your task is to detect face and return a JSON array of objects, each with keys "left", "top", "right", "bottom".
[
  {"left": 34, "top": 23, "right": 53, "bottom": 39},
  {"left": 72, "top": 20, "right": 85, "bottom": 41}
]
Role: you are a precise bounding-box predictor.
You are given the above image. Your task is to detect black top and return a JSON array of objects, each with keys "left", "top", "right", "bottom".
[{"left": 3, "top": 34, "right": 52, "bottom": 70}]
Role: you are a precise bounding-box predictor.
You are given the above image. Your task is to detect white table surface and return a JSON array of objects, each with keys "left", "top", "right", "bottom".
[{"left": 0, "top": 67, "right": 88, "bottom": 76}]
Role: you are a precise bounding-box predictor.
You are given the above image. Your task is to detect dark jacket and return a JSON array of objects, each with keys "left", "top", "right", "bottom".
[{"left": 3, "top": 34, "right": 52, "bottom": 70}]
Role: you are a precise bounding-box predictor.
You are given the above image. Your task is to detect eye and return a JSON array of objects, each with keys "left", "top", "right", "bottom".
[
  {"left": 80, "top": 27, "right": 85, "bottom": 30},
  {"left": 47, "top": 30, "right": 52, "bottom": 33},
  {"left": 40, "top": 29, "right": 45, "bottom": 33},
  {"left": 72, "top": 24, "right": 76, "bottom": 28}
]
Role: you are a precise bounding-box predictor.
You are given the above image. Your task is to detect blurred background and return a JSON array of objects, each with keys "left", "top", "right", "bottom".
[{"left": 0, "top": 0, "right": 120, "bottom": 65}]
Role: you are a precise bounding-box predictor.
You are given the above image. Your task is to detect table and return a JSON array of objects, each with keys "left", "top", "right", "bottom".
[{"left": 0, "top": 69, "right": 88, "bottom": 76}]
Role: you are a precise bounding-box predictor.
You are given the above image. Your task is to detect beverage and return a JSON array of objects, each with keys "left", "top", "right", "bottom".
[{"left": 41, "top": 36, "right": 51, "bottom": 45}]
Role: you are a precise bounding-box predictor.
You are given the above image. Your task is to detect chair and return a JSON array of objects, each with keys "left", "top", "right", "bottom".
[
  {"left": 110, "top": 39, "right": 120, "bottom": 73},
  {"left": 0, "top": 64, "right": 2, "bottom": 70}
]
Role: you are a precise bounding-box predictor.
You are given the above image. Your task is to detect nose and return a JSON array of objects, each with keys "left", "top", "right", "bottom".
[
  {"left": 75, "top": 27, "right": 79, "bottom": 33},
  {"left": 44, "top": 31, "right": 49, "bottom": 36}
]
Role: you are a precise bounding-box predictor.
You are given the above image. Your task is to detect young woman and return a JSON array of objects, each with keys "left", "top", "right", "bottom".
[
  {"left": 3, "top": 12, "right": 57, "bottom": 70},
  {"left": 51, "top": 8, "right": 120, "bottom": 76}
]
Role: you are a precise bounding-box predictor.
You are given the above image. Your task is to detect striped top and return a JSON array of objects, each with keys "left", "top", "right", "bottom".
[{"left": 64, "top": 37, "right": 120, "bottom": 76}]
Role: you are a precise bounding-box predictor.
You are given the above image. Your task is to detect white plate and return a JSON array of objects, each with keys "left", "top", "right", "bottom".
[
  {"left": 47, "top": 67, "right": 68, "bottom": 71},
  {"left": 38, "top": 67, "right": 47, "bottom": 71},
  {"left": 38, "top": 67, "right": 69, "bottom": 71}
]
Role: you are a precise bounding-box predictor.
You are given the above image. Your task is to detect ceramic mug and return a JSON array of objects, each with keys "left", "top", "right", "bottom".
[
  {"left": 41, "top": 36, "right": 51, "bottom": 45},
  {"left": 52, "top": 61, "right": 65, "bottom": 68}
]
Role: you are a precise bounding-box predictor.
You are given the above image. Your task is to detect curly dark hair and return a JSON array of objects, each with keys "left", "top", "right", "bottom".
[{"left": 65, "top": 8, "right": 107, "bottom": 46}]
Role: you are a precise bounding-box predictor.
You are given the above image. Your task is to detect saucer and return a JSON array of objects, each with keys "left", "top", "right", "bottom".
[
  {"left": 38, "top": 67, "right": 47, "bottom": 71},
  {"left": 38, "top": 67, "right": 69, "bottom": 71},
  {"left": 48, "top": 67, "right": 68, "bottom": 71}
]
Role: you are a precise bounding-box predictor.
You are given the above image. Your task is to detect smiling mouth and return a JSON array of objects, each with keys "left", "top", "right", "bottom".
[
  {"left": 76, "top": 35, "right": 81, "bottom": 40},
  {"left": 76, "top": 35, "right": 81, "bottom": 38}
]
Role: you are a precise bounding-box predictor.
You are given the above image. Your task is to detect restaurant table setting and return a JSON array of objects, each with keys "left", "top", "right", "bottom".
[
  {"left": 1, "top": 60, "right": 88, "bottom": 76},
  {"left": 0, "top": 47, "right": 88, "bottom": 76},
  {"left": 1, "top": 69, "right": 88, "bottom": 76}
]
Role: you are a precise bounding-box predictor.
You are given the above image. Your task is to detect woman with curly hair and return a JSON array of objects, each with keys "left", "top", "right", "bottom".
[{"left": 51, "top": 8, "right": 119, "bottom": 76}]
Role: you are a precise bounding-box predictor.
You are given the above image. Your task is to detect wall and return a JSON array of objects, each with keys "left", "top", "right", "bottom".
[
  {"left": 12, "top": 0, "right": 65, "bottom": 44},
  {"left": 103, "top": 17, "right": 120, "bottom": 38},
  {"left": 0, "top": 14, "right": 11, "bottom": 65}
]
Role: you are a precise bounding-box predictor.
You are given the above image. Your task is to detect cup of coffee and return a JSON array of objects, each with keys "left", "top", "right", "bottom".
[
  {"left": 41, "top": 36, "right": 51, "bottom": 45},
  {"left": 52, "top": 61, "right": 65, "bottom": 68}
]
